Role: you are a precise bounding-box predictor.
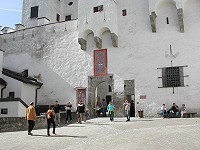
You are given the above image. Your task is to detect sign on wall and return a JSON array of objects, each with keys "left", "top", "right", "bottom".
[
  {"left": 94, "top": 49, "right": 108, "bottom": 76},
  {"left": 140, "top": 95, "right": 146, "bottom": 99},
  {"left": 75, "top": 88, "right": 86, "bottom": 106}
]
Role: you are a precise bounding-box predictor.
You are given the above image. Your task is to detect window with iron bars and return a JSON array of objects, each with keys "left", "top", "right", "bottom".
[{"left": 162, "top": 66, "right": 184, "bottom": 87}]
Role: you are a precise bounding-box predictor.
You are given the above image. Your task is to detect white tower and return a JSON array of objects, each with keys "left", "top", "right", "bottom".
[
  {"left": 78, "top": 0, "right": 118, "bottom": 50},
  {"left": 22, "top": 0, "right": 78, "bottom": 28}
]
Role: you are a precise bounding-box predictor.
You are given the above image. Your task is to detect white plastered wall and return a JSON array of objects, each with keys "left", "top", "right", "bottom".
[
  {"left": 1, "top": 0, "right": 200, "bottom": 116},
  {"left": 2, "top": 75, "right": 22, "bottom": 98},
  {"left": 21, "top": 83, "right": 37, "bottom": 106},
  {"left": 78, "top": 0, "right": 118, "bottom": 38}
]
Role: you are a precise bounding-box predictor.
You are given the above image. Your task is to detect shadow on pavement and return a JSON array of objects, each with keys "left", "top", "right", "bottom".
[
  {"left": 85, "top": 122, "right": 110, "bottom": 125},
  {"left": 111, "top": 119, "right": 154, "bottom": 122},
  {"left": 134, "top": 119, "right": 154, "bottom": 122},
  {"left": 32, "top": 134, "right": 87, "bottom": 138},
  {"left": 66, "top": 125, "right": 85, "bottom": 127}
]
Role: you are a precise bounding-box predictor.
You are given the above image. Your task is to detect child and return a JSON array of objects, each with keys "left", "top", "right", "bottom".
[
  {"left": 160, "top": 104, "right": 167, "bottom": 118},
  {"left": 180, "top": 104, "right": 186, "bottom": 118}
]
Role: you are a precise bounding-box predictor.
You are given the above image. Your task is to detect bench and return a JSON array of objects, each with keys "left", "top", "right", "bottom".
[{"left": 183, "top": 112, "right": 197, "bottom": 118}]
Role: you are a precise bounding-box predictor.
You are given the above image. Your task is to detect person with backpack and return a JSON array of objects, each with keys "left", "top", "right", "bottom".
[{"left": 46, "top": 105, "right": 56, "bottom": 136}]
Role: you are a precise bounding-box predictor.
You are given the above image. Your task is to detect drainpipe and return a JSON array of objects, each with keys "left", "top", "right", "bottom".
[
  {"left": 1, "top": 84, "right": 7, "bottom": 98},
  {"left": 35, "top": 85, "right": 42, "bottom": 106}
]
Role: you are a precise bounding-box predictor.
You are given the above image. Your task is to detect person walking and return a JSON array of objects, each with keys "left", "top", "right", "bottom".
[
  {"left": 107, "top": 101, "right": 115, "bottom": 121},
  {"left": 66, "top": 102, "right": 72, "bottom": 123},
  {"left": 54, "top": 100, "right": 61, "bottom": 126},
  {"left": 25, "top": 102, "right": 37, "bottom": 136},
  {"left": 46, "top": 105, "right": 56, "bottom": 136},
  {"left": 123, "top": 99, "right": 131, "bottom": 121}
]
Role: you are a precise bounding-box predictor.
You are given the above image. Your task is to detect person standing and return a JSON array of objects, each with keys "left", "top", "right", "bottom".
[
  {"left": 160, "top": 104, "right": 167, "bottom": 118},
  {"left": 47, "top": 105, "right": 56, "bottom": 136},
  {"left": 54, "top": 100, "right": 61, "bottom": 126},
  {"left": 123, "top": 100, "right": 131, "bottom": 121},
  {"left": 96, "top": 98, "right": 102, "bottom": 117},
  {"left": 107, "top": 101, "right": 115, "bottom": 121},
  {"left": 66, "top": 102, "right": 72, "bottom": 123},
  {"left": 25, "top": 102, "right": 37, "bottom": 136},
  {"left": 101, "top": 99, "right": 107, "bottom": 117},
  {"left": 76, "top": 101, "right": 85, "bottom": 124}
]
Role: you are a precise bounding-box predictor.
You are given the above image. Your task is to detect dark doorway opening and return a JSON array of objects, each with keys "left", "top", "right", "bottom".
[
  {"left": 125, "top": 95, "right": 135, "bottom": 117},
  {"left": 106, "top": 95, "right": 112, "bottom": 105}
]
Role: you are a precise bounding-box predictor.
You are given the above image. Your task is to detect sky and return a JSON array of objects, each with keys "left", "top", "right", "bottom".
[{"left": 0, "top": 0, "right": 23, "bottom": 29}]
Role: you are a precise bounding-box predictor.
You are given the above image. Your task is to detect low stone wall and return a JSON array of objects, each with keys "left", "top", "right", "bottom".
[
  {"left": 0, "top": 112, "right": 79, "bottom": 133},
  {"left": 0, "top": 116, "right": 46, "bottom": 132}
]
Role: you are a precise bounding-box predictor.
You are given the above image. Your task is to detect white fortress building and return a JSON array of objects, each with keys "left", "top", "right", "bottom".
[{"left": 0, "top": 0, "right": 200, "bottom": 117}]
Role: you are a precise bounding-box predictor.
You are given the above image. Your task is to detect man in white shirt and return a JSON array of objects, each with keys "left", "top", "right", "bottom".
[{"left": 123, "top": 100, "right": 131, "bottom": 121}]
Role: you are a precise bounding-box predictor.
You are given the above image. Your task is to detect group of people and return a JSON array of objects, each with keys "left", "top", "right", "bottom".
[
  {"left": 96, "top": 98, "right": 135, "bottom": 122},
  {"left": 96, "top": 98, "right": 108, "bottom": 117},
  {"left": 25, "top": 100, "right": 90, "bottom": 136},
  {"left": 25, "top": 100, "right": 74, "bottom": 136},
  {"left": 25, "top": 99, "right": 136, "bottom": 136},
  {"left": 106, "top": 99, "right": 134, "bottom": 122},
  {"left": 160, "top": 103, "right": 186, "bottom": 118},
  {"left": 76, "top": 101, "right": 88, "bottom": 124},
  {"left": 25, "top": 101, "right": 60, "bottom": 136}
]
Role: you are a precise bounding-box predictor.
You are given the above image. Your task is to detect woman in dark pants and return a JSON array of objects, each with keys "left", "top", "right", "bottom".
[{"left": 46, "top": 105, "right": 56, "bottom": 136}]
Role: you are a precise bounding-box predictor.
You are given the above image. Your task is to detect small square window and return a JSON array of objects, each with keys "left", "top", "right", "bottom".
[
  {"left": 9, "top": 92, "right": 15, "bottom": 98},
  {"left": 1, "top": 108, "right": 8, "bottom": 114},
  {"left": 65, "top": 15, "right": 71, "bottom": 21},
  {"left": 122, "top": 9, "right": 127, "bottom": 16},
  {"left": 68, "top": 2, "right": 73, "bottom": 6},
  {"left": 56, "top": 14, "right": 60, "bottom": 22},
  {"left": 93, "top": 5, "right": 103, "bottom": 13},
  {"left": 94, "top": 6, "right": 99, "bottom": 13},
  {"left": 166, "top": 17, "right": 169, "bottom": 24},
  {"left": 30, "top": 6, "right": 39, "bottom": 18}
]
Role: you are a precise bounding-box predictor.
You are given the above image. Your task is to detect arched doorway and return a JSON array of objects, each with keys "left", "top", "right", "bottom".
[
  {"left": 88, "top": 74, "right": 114, "bottom": 116},
  {"left": 95, "top": 82, "right": 112, "bottom": 117}
]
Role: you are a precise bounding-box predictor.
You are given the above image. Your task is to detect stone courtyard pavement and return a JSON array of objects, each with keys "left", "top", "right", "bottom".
[{"left": 0, "top": 117, "right": 200, "bottom": 150}]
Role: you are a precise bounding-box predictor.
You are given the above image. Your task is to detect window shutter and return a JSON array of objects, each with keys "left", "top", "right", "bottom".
[
  {"left": 162, "top": 68, "right": 166, "bottom": 87},
  {"left": 179, "top": 67, "right": 184, "bottom": 87}
]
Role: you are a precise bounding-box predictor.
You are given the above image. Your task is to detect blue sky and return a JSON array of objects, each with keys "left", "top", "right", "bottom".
[{"left": 0, "top": 0, "right": 23, "bottom": 29}]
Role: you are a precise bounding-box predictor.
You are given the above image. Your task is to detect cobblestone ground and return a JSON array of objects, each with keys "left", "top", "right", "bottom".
[{"left": 0, "top": 117, "right": 200, "bottom": 150}]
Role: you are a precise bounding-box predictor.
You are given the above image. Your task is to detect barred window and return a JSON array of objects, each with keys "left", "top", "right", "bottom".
[{"left": 162, "top": 66, "right": 184, "bottom": 87}]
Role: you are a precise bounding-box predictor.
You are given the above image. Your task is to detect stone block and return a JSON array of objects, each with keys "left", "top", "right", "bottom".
[
  {"left": 111, "top": 33, "right": 118, "bottom": 47},
  {"left": 94, "top": 36, "right": 102, "bottom": 49},
  {"left": 78, "top": 38, "right": 87, "bottom": 50}
]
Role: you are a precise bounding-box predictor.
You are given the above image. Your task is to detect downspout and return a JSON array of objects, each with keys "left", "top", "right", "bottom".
[
  {"left": 35, "top": 85, "right": 42, "bottom": 106},
  {"left": 1, "top": 84, "right": 7, "bottom": 98}
]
